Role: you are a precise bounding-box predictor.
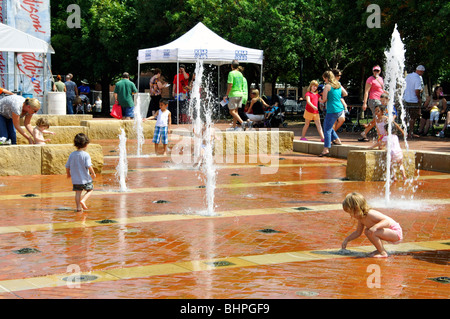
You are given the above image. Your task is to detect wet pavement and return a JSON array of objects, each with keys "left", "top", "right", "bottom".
[{"left": 0, "top": 124, "right": 448, "bottom": 300}]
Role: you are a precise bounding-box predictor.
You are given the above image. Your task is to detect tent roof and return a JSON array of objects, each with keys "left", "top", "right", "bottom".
[
  {"left": 137, "top": 22, "right": 263, "bottom": 65},
  {"left": 0, "top": 23, "right": 55, "bottom": 54}
]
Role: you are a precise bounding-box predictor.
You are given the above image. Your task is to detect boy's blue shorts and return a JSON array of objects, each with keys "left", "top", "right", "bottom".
[{"left": 153, "top": 126, "right": 168, "bottom": 144}]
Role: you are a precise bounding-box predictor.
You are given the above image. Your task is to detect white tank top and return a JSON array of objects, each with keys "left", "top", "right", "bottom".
[{"left": 155, "top": 109, "right": 169, "bottom": 127}]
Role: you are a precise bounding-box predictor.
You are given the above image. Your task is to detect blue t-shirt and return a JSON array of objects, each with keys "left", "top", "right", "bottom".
[
  {"left": 65, "top": 150, "right": 93, "bottom": 185},
  {"left": 65, "top": 81, "right": 77, "bottom": 97}
]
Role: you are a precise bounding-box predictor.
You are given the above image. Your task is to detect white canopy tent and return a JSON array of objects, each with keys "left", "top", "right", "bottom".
[
  {"left": 137, "top": 22, "right": 264, "bottom": 123},
  {"left": 0, "top": 23, "right": 55, "bottom": 92}
]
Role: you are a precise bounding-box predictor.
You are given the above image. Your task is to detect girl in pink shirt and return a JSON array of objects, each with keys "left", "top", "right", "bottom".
[{"left": 300, "top": 80, "right": 325, "bottom": 141}]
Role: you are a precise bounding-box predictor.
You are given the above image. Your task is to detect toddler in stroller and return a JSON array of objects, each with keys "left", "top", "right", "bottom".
[{"left": 264, "top": 95, "right": 287, "bottom": 128}]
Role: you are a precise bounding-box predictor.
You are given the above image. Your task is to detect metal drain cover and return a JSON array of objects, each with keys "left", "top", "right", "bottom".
[
  {"left": 204, "top": 261, "right": 235, "bottom": 267},
  {"left": 148, "top": 238, "right": 166, "bottom": 242},
  {"left": 62, "top": 275, "right": 99, "bottom": 282},
  {"left": 294, "top": 207, "right": 313, "bottom": 211},
  {"left": 320, "top": 191, "right": 332, "bottom": 194},
  {"left": 258, "top": 229, "right": 281, "bottom": 233},
  {"left": 428, "top": 276, "right": 450, "bottom": 284},
  {"left": 22, "top": 194, "right": 38, "bottom": 197},
  {"left": 13, "top": 248, "right": 41, "bottom": 254},
  {"left": 95, "top": 219, "right": 118, "bottom": 224},
  {"left": 153, "top": 200, "right": 170, "bottom": 204}
]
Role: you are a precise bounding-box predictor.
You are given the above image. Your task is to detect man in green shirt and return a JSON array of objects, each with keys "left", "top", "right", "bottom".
[
  {"left": 223, "top": 60, "right": 246, "bottom": 130},
  {"left": 114, "top": 72, "right": 138, "bottom": 120}
]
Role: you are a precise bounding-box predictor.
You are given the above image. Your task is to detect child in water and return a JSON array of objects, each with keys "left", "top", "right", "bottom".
[
  {"left": 33, "top": 118, "right": 55, "bottom": 144},
  {"left": 369, "top": 121, "right": 407, "bottom": 181},
  {"left": 341, "top": 192, "right": 403, "bottom": 258}
]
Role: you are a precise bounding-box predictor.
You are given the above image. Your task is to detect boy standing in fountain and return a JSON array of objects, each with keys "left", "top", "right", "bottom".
[
  {"left": 144, "top": 99, "right": 172, "bottom": 156},
  {"left": 65, "top": 133, "right": 96, "bottom": 212}
]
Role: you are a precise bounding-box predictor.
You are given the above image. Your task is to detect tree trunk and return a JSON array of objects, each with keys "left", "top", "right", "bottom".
[{"left": 101, "top": 76, "right": 111, "bottom": 116}]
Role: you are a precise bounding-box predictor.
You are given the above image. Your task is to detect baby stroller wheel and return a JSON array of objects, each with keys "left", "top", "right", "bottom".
[{"left": 282, "top": 122, "right": 288, "bottom": 128}]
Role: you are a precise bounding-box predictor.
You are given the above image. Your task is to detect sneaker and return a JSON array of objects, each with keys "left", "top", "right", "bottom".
[
  {"left": 360, "top": 131, "right": 366, "bottom": 137},
  {"left": 436, "top": 131, "right": 445, "bottom": 138},
  {"left": 300, "top": 137, "right": 308, "bottom": 141},
  {"left": 321, "top": 139, "right": 324, "bottom": 142},
  {"left": 247, "top": 121, "right": 253, "bottom": 130},
  {"left": 241, "top": 121, "right": 247, "bottom": 131}
]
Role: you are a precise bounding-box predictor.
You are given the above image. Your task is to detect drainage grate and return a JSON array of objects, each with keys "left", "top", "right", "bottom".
[
  {"left": 55, "top": 207, "right": 73, "bottom": 211},
  {"left": 269, "top": 182, "right": 286, "bottom": 185},
  {"left": 428, "top": 277, "right": 450, "bottom": 284},
  {"left": 22, "top": 194, "right": 38, "bottom": 197},
  {"left": 197, "top": 185, "right": 206, "bottom": 188},
  {"left": 13, "top": 248, "right": 41, "bottom": 254},
  {"left": 148, "top": 238, "right": 166, "bottom": 242},
  {"left": 204, "top": 260, "right": 236, "bottom": 267},
  {"left": 294, "top": 207, "right": 313, "bottom": 211},
  {"left": 320, "top": 191, "right": 332, "bottom": 194},
  {"left": 95, "top": 219, "right": 118, "bottom": 224},
  {"left": 443, "top": 242, "right": 450, "bottom": 246},
  {"left": 258, "top": 228, "right": 281, "bottom": 234},
  {"left": 62, "top": 275, "right": 99, "bottom": 282},
  {"left": 230, "top": 173, "right": 241, "bottom": 176},
  {"left": 153, "top": 200, "right": 170, "bottom": 204}
]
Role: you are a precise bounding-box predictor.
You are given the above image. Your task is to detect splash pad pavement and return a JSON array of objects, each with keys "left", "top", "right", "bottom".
[{"left": 0, "top": 130, "right": 448, "bottom": 301}]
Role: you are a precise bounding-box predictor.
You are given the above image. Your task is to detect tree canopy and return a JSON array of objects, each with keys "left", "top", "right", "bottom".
[{"left": 50, "top": 0, "right": 450, "bottom": 111}]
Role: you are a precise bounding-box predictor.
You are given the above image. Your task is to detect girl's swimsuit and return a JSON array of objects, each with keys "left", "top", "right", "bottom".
[{"left": 389, "top": 222, "right": 403, "bottom": 244}]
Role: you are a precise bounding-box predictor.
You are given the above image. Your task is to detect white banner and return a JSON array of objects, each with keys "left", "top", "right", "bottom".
[{"left": 5, "top": 0, "right": 51, "bottom": 100}]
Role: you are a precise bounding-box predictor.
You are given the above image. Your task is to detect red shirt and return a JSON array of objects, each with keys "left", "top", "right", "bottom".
[
  {"left": 173, "top": 73, "right": 189, "bottom": 94},
  {"left": 305, "top": 91, "right": 319, "bottom": 114}
]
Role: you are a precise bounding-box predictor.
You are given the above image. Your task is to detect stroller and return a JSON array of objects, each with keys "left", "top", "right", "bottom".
[
  {"left": 264, "top": 95, "right": 287, "bottom": 128},
  {"left": 74, "top": 95, "right": 92, "bottom": 114}
]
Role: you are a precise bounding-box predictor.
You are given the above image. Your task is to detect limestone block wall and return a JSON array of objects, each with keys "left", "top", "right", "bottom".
[
  {"left": 0, "top": 144, "right": 103, "bottom": 176},
  {"left": 80, "top": 120, "right": 156, "bottom": 140},
  {"left": 17, "top": 126, "right": 89, "bottom": 145},
  {"left": 415, "top": 151, "right": 450, "bottom": 173},
  {"left": 213, "top": 131, "right": 294, "bottom": 155},
  {"left": 20, "top": 114, "right": 93, "bottom": 127},
  {"left": 346, "top": 150, "right": 416, "bottom": 181}
]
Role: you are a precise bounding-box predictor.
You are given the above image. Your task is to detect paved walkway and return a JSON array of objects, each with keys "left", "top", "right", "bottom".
[{"left": 0, "top": 132, "right": 448, "bottom": 300}]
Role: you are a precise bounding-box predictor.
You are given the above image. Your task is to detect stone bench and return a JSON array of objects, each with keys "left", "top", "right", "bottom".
[
  {"left": 214, "top": 130, "right": 294, "bottom": 155},
  {"left": 17, "top": 126, "right": 89, "bottom": 145},
  {"left": 346, "top": 150, "right": 416, "bottom": 181},
  {"left": 20, "top": 114, "right": 93, "bottom": 127},
  {"left": 415, "top": 151, "right": 450, "bottom": 174},
  {"left": 80, "top": 120, "right": 156, "bottom": 140},
  {"left": 0, "top": 144, "right": 103, "bottom": 176}
]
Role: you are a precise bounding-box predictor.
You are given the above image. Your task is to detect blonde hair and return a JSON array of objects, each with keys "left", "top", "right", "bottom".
[
  {"left": 307, "top": 80, "right": 319, "bottom": 93},
  {"left": 25, "top": 98, "right": 41, "bottom": 111},
  {"left": 322, "top": 71, "right": 340, "bottom": 89},
  {"left": 342, "top": 192, "right": 371, "bottom": 219},
  {"left": 35, "top": 117, "right": 50, "bottom": 128}
]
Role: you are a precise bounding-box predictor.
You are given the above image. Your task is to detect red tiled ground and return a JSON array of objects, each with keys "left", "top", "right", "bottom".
[{"left": 0, "top": 124, "right": 448, "bottom": 301}]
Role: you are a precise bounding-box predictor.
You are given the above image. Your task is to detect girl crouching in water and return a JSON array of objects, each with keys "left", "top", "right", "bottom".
[{"left": 341, "top": 192, "right": 403, "bottom": 258}]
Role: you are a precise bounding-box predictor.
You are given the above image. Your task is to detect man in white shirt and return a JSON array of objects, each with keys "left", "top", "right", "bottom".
[{"left": 403, "top": 65, "right": 425, "bottom": 138}]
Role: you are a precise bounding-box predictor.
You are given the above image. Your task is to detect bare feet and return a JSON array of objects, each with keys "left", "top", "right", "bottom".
[
  {"left": 80, "top": 201, "right": 88, "bottom": 210},
  {"left": 368, "top": 250, "right": 389, "bottom": 258}
]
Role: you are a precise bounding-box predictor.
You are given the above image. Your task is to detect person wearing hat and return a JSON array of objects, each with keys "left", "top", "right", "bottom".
[
  {"left": 403, "top": 65, "right": 426, "bottom": 138},
  {"left": 362, "top": 65, "right": 385, "bottom": 116}
]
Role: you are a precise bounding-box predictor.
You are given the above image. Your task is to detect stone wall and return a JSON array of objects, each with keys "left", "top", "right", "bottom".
[
  {"left": 20, "top": 114, "right": 93, "bottom": 127},
  {"left": 80, "top": 120, "right": 155, "bottom": 140},
  {"left": 17, "top": 126, "right": 89, "bottom": 145},
  {"left": 213, "top": 130, "right": 294, "bottom": 155},
  {"left": 346, "top": 150, "right": 416, "bottom": 181},
  {"left": 0, "top": 144, "right": 103, "bottom": 176}
]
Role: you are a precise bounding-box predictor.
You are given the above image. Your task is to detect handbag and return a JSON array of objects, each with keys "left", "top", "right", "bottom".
[{"left": 110, "top": 101, "right": 122, "bottom": 119}]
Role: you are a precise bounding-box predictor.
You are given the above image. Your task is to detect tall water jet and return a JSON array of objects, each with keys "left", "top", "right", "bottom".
[
  {"left": 189, "top": 60, "right": 217, "bottom": 215},
  {"left": 133, "top": 94, "right": 145, "bottom": 157},
  {"left": 116, "top": 128, "right": 129, "bottom": 192},
  {"left": 383, "top": 24, "right": 406, "bottom": 202}
]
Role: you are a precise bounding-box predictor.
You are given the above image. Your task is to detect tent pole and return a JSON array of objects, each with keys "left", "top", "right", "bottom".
[
  {"left": 260, "top": 60, "right": 263, "bottom": 96},
  {"left": 14, "top": 53, "right": 18, "bottom": 92},
  {"left": 176, "top": 61, "right": 179, "bottom": 125},
  {"left": 137, "top": 62, "right": 141, "bottom": 92}
]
